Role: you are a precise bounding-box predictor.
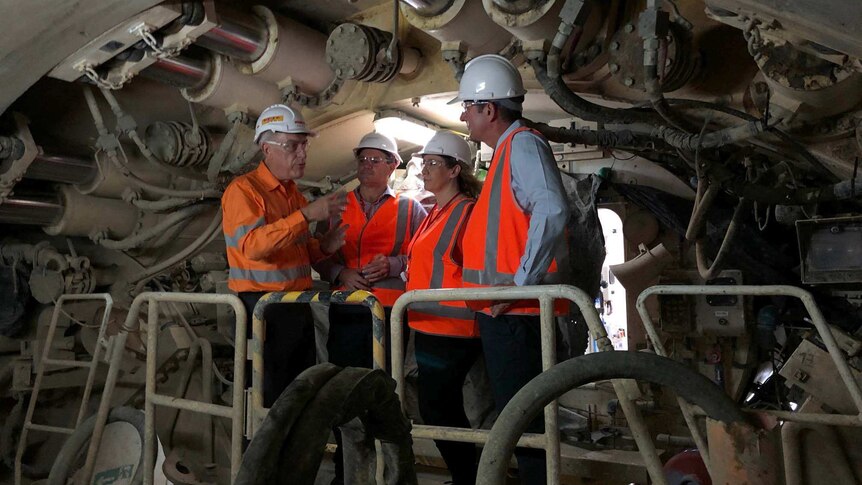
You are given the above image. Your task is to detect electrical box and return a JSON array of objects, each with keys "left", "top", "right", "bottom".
[
  {"left": 797, "top": 216, "right": 862, "bottom": 284},
  {"left": 659, "top": 270, "right": 746, "bottom": 336}
]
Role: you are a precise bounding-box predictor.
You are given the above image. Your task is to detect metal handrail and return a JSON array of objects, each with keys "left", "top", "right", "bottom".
[
  {"left": 636, "top": 284, "right": 862, "bottom": 478},
  {"left": 637, "top": 285, "right": 862, "bottom": 426},
  {"left": 140, "top": 292, "right": 247, "bottom": 485},
  {"left": 15, "top": 293, "right": 113, "bottom": 485},
  {"left": 248, "top": 290, "right": 385, "bottom": 437},
  {"left": 80, "top": 292, "right": 246, "bottom": 485},
  {"left": 390, "top": 284, "right": 668, "bottom": 485}
]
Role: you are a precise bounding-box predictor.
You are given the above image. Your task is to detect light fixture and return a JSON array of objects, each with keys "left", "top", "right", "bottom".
[{"left": 373, "top": 109, "right": 438, "bottom": 147}]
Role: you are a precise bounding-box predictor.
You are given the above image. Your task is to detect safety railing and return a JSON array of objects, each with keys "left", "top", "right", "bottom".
[
  {"left": 248, "top": 290, "right": 385, "bottom": 437},
  {"left": 636, "top": 284, "right": 862, "bottom": 479},
  {"left": 390, "top": 284, "right": 668, "bottom": 485},
  {"left": 81, "top": 292, "right": 246, "bottom": 485},
  {"left": 15, "top": 293, "right": 113, "bottom": 485}
]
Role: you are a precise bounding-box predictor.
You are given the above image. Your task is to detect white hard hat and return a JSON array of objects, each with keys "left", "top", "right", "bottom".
[
  {"left": 353, "top": 132, "right": 403, "bottom": 164},
  {"left": 254, "top": 104, "right": 316, "bottom": 143},
  {"left": 413, "top": 131, "right": 472, "bottom": 165},
  {"left": 448, "top": 54, "right": 527, "bottom": 104}
]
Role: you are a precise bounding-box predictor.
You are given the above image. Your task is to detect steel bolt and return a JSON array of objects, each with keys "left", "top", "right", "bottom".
[
  {"left": 718, "top": 318, "right": 728, "bottom": 326},
  {"left": 624, "top": 77, "right": 635, "bottom": 86},
  {"left": 610, "top": 41, "right": 620, "bottom": 51},
  {"left": 794, "top": 369, "right": 810, "bottom": 383},
  {"left": 609, "top": 63, "right": 620, "bottom": 73},
  {"left": 326, "top": 56, "right": 334, "bottom": 64},
  {"left": 359, "top": 57, "right": 366, "bottom": 64},
  {"left": 336, "top": 68, "right": 343, "bottom": 77},
  {"left": 624, "top": 23, "right": 635, "bottom": 33}
]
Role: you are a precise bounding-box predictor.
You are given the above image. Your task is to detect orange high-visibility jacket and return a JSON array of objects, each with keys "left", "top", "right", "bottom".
[
  {"left": 222, "top": 163, "right": 326, "bottom": 293},
  {"left": 337, "top": 191, "right": 419, "bottom": 306},
  {"left": 462, "top": 126, "right": 569, "bottom": 315},
  {"left": 406, "top": 195, "right": 478, "bottom": 337}
]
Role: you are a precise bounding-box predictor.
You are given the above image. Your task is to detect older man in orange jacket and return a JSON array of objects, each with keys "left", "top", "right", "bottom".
[{"left": 222, "top": 104, "right": 347, "bottom": 406}]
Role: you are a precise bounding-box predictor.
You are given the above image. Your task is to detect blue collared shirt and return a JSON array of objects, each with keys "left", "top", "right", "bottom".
[{"left": 495, "top": 120, "right": 570, "bottom": 286}]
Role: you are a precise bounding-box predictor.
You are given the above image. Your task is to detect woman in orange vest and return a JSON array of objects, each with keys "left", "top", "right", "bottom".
[{"left": 405, "top": 131, "right": 483, "bottom": 485}]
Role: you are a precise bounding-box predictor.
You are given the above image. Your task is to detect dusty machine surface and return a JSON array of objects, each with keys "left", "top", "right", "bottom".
[{"left": 2, "top": 0, "right": 862, "bottom": 483}]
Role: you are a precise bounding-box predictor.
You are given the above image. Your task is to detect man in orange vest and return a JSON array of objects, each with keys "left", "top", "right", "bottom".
[
  {"left": 222, "top": 104, "right": 347, "bottom": 407},
  {"left": 314, "top": 132, "right": 425, "bottom": 485},
  {"left": 454, "top": 55, "right": 571, "bottom": 485},
  {"left": 316, "top": 132, "right": 426, "bottom": 369}
]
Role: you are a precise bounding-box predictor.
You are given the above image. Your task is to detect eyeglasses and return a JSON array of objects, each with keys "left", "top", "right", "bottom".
[
  {"left": 461, "top": 100, "right": 489, "bottom": 111},
  {"left": 357, "top": 155, "right": 392, "bottom": 165},
  {"left": 265, "top": 140, "right": 309, "bottom": 153},
  {"left": 420, "top": 159, "right": 446, "bottom": 170}
]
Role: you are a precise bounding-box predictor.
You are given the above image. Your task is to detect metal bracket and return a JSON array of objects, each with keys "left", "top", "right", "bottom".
[{"left": 0, "top": 114, "right": 38, "bottom": 205}]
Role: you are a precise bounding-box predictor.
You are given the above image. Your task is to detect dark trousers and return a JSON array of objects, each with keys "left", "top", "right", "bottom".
[
  {"left": 239, "top": 292, "right": 316, "bottom": 408},
  {"left": 478, "top": 312, "right": 547, "bottom": 485},
  {"left": 415, "top": 331, "right": 482, "bottom": 485},
  {"left": 327, "top": 303, "right": 410, "bottom": 483}
]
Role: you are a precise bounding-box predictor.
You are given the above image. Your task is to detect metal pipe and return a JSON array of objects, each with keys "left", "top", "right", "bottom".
[
  {"left": 0, "top": 192, "right": 63, "bottom": 226},
  {"left": 412, "top": 425, "right": 547, "bottom": 447},
  {"left": 540, "top": 295, "right": 560, "bottom": 485},
  {"left": 656, "top": 434, "right": 697, "bottom": 447},
  {"left": 782, "top": 421, "right": 856, "bottom": 485},
  {"left": 490, "top": 0, "right": 538, "bottom": 15},
  {"left": 399, "top": 0, "right": 453, "bottom": 16},
  {"left": 197, "top": 8, "right": 268, "bottom": 62},
  {"left": 22, "top": 148, "right": 97, "bottom": 186},
  {"left": 140, "top": 54, "right": 213, "bottom": 90}
]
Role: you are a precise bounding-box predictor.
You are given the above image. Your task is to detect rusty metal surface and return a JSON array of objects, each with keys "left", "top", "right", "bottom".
[{"left": 706, "top": 419, "right": 781, "bottom": 485}]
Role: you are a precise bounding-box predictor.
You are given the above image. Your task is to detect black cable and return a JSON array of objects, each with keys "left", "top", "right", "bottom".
[
  {"left": 665, "top": 98, "right": 836, "bottom": 180},
  {"left": 852, "top": 157, "right": 859, "bottom": 199}
]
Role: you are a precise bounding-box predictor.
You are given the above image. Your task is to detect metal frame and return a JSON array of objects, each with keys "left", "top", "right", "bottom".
[
  {"left": 77, "top": 292, "right": 246, "bottom": 485},
  {"left": 15, "top": 293, "right": 113, "bottom": 485},
  {"left": 248, "top": 290, "right": 385, "bottom": 437},
  {"left": 390, "top": 284, "right": 668, "bottom": 485},
  {"left": 636, "top": 284, "right": 862, "bottom": 478},
  {"left": 141, "top": 292, "right": 247, "bottom": 485}
]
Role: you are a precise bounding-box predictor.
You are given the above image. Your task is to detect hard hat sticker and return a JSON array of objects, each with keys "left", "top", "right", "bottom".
[{"left": 262, "top": 115, "right": 284, "bottom": 124}]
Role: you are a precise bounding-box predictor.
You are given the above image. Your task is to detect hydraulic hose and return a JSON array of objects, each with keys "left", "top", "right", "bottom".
[
  {"left": 476, "top": 351, "right": 748, "bottom": 485},
  {"left": 666, "top": 98, "right": 836, "bottom": 180},
  {"left": 695, "top": 197, "right": 748, "bottom": 280},
  {"left": 97, "top": 203, "right": 211, "bottom": 250},
  {"left": 528, "top": 120, "right": 640, "bottom": 147},
  {"left": 131, "top": 209, "right": 223, "bottom": 288},
  {"left": 130, "top": 196, "right": 215, "bottom": 212},
  {"left": 237, "top": 364, "right": 416, "bottom": 485},
  {"left": 531, "top": 60, "right": 657, "bottom": 125}
]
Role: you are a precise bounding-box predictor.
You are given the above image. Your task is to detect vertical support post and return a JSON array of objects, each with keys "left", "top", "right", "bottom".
[
  {"left": 144, "top": 298, "right": 159, "bottom": 485},
  {"left": 539, "top": 296, "right": 560, "bottom": 485}
]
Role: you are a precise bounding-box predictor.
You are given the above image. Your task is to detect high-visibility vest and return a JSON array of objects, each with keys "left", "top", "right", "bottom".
[
  {"left": 223, "top": 163, "right": 322, "bottom": 293},
  {"left": 336, "top": 191, "right": 419, "bottom": 306},
  {"left": 406, "top": 196, "right": 478, "bottom": 337},
  {"left": 462, "top": 126, "right": 569, "bottom": 315}
]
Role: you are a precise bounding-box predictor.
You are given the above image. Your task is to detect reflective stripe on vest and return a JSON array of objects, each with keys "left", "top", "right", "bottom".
[
  {"left": 462, "top": 126, "right": 568, "bottom": 315},
  {"left": 407, "top": 198, "right": 478, "bottom": 336},
  {"left": 228, "top": 266, "right": 311, "bottom": 283},
  {"left": 224, "top": 217, "right": 265, "bottom": 248},
  {"left": 390, "top": 197, "right": 412, "bottom": 256},
  {"left": 337, "top": 193, "right": 415, "bottom": 306}
]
